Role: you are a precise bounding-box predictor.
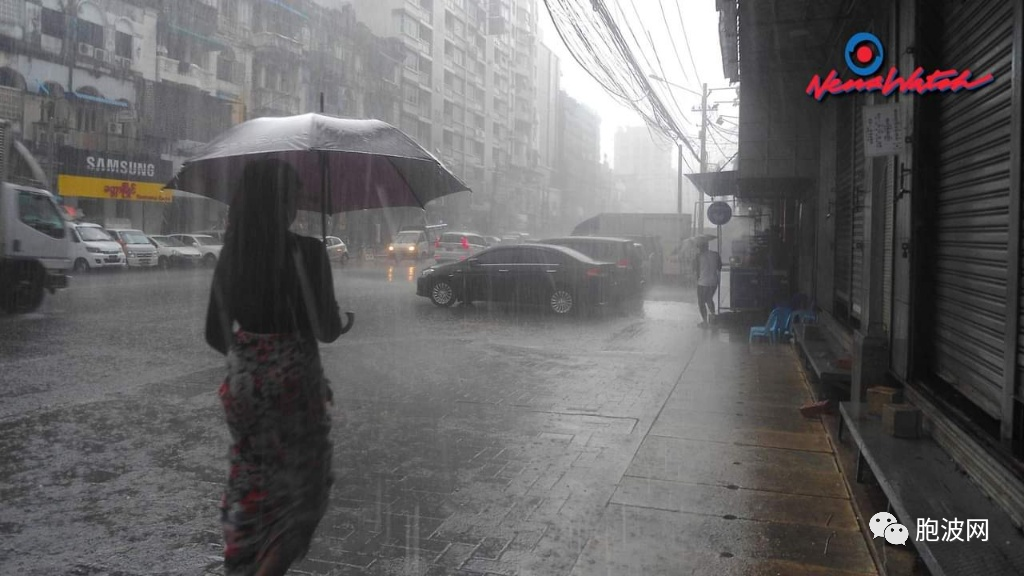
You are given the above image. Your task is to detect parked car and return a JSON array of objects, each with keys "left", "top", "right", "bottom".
[
  {"left": 68, "top": 223, "right": 125, "bottom": 272},
  {"left": 168, "top": 233, "right": 223, "bottom": 266},
  {"left": 325, "top": 236, "right": 349, "bottom": 263},
  {"left": 149, "top": 235, "right": 203, "bottom": 268},
  {"left": 106, "top": 228, "right": 159, "bottom": 268},
  {"left": 192, "top": 229, "right": 226, "bottom": 243},
  {"left": 434, "top": 232, "right": 489, "bottom": 263},
  {"left": 486, "top": 236, "right": 502, "bottom": 246},
  {"left": 417, "top": 244, "right": 616, "bottom": 315},
  {"left": 540, "top": 236, "right": 648, "bottom": 304},
  {"left": 388, "top": 229, "right": 432, "bottom": 260}
]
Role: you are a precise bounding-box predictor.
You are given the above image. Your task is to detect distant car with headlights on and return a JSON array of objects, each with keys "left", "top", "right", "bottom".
[
  {"left": 106, "top": 228, "right": 159, "bottom": 268},
  {"left": 149, "top": 235, "right": 203, "bottom": 268},
  {"left": 388, "top": 230, "right": 431, "bottom": 261},
  {"left": 168, "top": 233, "right": 223, "bottom": 267},
  {"left": 434, "top": 232, "right": 488, "bottom": 264},
  {"left": 417, "top": 243, "right": 616, "bottom": 315},
  {"left": 325, "top": 236, "right": 349, "bottom": 263},
  {"left": 68, "top": 223, "right": 125, "bottom": 272}
]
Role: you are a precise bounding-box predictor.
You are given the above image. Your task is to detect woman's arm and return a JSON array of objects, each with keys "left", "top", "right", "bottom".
[{"left": 205, "top": 260, "right": 231, "bottom": 355}]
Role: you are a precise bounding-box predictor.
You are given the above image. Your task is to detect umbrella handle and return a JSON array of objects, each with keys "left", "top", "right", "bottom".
[{"left": 339, "top": 311, "right": 355, "bottom": 335}]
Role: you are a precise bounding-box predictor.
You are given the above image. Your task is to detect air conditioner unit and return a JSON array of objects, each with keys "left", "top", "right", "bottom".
[
  {"left": 115, "top": 56, "right": 132, "bottom": 69},
  {"left": 107, "top": 122, "right": 123, "bottom": 135},
  {"left": 94, "top": 48, "right": 108, "bottom": 63},
  {"left": 78, "top": 43, "right": 94, "bottom": 57}
]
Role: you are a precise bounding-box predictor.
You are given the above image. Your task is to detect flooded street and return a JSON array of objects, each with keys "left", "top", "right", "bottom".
[{"left": 0, "top": 265, "right": 871, "bottom": 575}]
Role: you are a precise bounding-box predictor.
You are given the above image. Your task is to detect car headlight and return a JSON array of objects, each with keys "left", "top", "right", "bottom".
[
  {"left": 171, "top": 250, "right": 181, "bottom": 256},
  {"left": 127, "top": 251, "right": 136, "bottom": 257},
  {"left": 408, "top": 246, "right": 415, "bottom": 251},
  {"left": 86, "top": 246, "right": 101, "bottom": 253},
  {"left": 420, "top": 268, "right": 434, "bottom": 277},
  {"left": 388, "top": 245, "right": 394, "bottom": 251}
]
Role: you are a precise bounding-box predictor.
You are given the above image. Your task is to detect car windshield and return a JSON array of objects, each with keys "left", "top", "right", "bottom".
[
  {"left": 78, "top": 227, "right": 112, "bottom": 242},
  {"left": 122, "top": 231, "right": 150, "bottom": 244},
  {"left": 9, "top": 2, "right": 1019, "bottom": 573},
  {"left": 394, "top": 232, "right": 421, "bottom": 243},
  {"left": 153, "top": 236, "right": 185, "bottom": 247}
]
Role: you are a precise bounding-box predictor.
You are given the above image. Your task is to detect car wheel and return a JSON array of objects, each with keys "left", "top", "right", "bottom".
[
  {"left": 549, "top": 287, "right": 575, "bottom": 315},
  {"left": 203, "top": 254, "right": 217, "bottom": 267},
  {"left": 1, "top": 262, "right": 45, "bottom": 314},
  {"left": 158, "top": 256, "right": 169, "bottom": 269},
  {"left": 73, "top": 258, "right": 90, "bottom": 273},
  {"left": 430, "top": 279, "right": 456, "bottom": 307}
]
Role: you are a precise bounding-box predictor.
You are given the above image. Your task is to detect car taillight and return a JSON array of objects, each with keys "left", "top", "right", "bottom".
[
  {"left": 461, "top": 237, "right": 470, "bottom": 250},
  {"left": 616, "top": 258, "right": 629, "bottom": 268},
  {"left": 586, "top": 267, "right": 603, "bottom": 278}
]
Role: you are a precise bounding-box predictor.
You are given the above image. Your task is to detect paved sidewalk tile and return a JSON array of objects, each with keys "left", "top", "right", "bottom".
[{"left": 571, "top": 336, "right": 876, "bottom": 576}]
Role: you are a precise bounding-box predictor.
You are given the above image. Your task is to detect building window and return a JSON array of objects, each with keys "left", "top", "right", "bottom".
[
  {"left": 115, "top": 32, "right": 133, "bottom": 59},
  {"left": 0, "top": 0, "right": 24, "bottom": 25},
  {"left": 41, "top": 7, "right": 66, "bottom": 38},
  {"left": 76, "top": 20, "right": 104, "bottom": 48},
  {"left": 403, "top": 82, "right": 418, "bottom": 105}
]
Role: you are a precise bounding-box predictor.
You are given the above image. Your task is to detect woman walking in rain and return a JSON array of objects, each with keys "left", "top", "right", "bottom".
[{"left": 205, "top": 158, "right": 344, "bottom": 575}]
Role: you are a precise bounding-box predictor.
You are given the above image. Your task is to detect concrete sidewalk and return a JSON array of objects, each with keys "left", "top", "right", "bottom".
[{"left": 570, "top": 333, "right": 876, "bottom": 576}]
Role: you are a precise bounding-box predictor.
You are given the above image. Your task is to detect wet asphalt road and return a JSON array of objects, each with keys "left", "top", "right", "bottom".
[{"left": 0, "top": 263, "right": 874, "bottom": 576}]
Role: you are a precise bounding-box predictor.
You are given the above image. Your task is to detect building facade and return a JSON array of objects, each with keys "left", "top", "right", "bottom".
[
  {"left": 350, "top": 0, "right": 549, "bottom": 234},
  {"left": 0, "top": 0, "right": 402, "bottom": 237},
  {"left": 714, "top": 0, "right": 1024, "bottom": 531},
  {"left": 553, "top": 91, "right": 601, "bottom": 232}
]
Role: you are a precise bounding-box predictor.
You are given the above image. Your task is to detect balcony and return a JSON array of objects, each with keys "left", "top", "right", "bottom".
[
  {"left": 401, "top": 34, "right": 431, "bottom": 55},
  {"left": 252, "top": 87, "right": 301, "bottom": 116},
  {"left": 218, "top": 15, "right": 251, "bottom": 41},
  {"left": 419, "top": 70, "right": 433, "bottom": 87},
  {"left": 158, "top": 56, "right": 216, "bottom": 92},
  {"left": 252, "top": 31, "right": 304, "bottom": 56},
  {"left": 406, "top": 1, "right": 434, "bottom": 25}
]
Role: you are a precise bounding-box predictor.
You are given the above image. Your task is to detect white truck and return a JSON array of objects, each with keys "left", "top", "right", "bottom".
[{"left": 0, "top": 120, "right": 71, "bottom": 314}]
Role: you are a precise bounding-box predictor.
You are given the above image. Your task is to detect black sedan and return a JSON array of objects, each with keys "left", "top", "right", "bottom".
[{"left": 416, "top": 244, "right": 617, "bottom": 315}]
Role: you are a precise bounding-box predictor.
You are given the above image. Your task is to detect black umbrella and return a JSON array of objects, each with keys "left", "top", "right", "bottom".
[{"left": 165, "top": 113, "right": 470, "bottom": 228}]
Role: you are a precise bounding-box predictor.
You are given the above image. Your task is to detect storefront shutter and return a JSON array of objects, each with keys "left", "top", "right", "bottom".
[
  {"left": 833, "top": 100, "right": 854, "bottom": 316},
  {"left": 929, "top": 0, "right": 1014, "bottom": 418},
  {"left": 851, "top": 102, "right": 866, "bottom": 322}
]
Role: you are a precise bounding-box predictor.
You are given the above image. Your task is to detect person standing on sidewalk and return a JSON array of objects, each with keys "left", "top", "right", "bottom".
[
  {"left": 694, "top": 238, "right": 722, "bottom": 327},
  {"left": 205, "top": 159, "right": 344, "bottom": 576}
]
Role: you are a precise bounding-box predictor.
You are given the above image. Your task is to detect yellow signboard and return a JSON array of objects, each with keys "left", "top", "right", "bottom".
[{"left": 58, "top": 175, "right": 173, "bottom": 203}]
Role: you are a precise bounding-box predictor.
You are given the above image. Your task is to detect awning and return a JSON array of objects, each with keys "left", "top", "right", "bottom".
[
  {"left": 168, "top": 23, "right": 230, "bottom": 49},
  {"left": 265, "top": 0, "right": 309, "bottom": 20},
  {"left": 687, "top": 171, "right": 812, "bottom": 200},
  {"left": 71, "top": 92, "right": 129, "bottom": 107}
]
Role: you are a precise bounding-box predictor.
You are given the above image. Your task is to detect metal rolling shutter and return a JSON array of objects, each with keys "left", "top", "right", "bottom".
[
  {"left": 834, "top": 101, "right": 853, "bottom": 312},
  {"left": 930, "top": 0, "right": 1014, "bottom": 418},
  {"left": 883, "top": 156, "right": 894, "bottom": 334},
  {"left": 851, "top": 102, "right": 866, "bottom": 321}
]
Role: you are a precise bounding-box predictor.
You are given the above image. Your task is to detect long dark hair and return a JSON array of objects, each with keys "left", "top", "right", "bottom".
[{"left": 221, "top": 158, "right": 302, "bottom": 311}]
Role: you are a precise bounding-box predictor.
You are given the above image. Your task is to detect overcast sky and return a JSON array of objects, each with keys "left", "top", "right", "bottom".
[{"left": 537, "top": 1, "right": 737, "bottom": 171}]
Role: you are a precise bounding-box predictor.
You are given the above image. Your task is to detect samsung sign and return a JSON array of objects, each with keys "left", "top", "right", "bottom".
[
  {"left": 58, "top": 147, "right": 172, "bottom": 183},
  {"left": 86, "top": 156, "right": 157, "bottom": 178}
]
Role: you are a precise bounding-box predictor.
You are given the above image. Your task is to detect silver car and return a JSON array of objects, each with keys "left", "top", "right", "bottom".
[
  {"left": 434, "top": 232, "right": 488, "bottom": 264},
  {"left": 106, "top": 228, "right": 158, "bottom": 268}
]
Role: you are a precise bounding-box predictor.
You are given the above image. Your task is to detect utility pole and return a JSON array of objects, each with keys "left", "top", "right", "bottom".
[{"left": 698, "top": 82, "right": 708, "bottom": 235}]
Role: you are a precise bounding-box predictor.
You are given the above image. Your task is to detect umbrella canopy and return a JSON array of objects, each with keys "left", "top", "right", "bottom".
[{"left": 165, "top": 114, "right": 469, "bottom": 213}]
